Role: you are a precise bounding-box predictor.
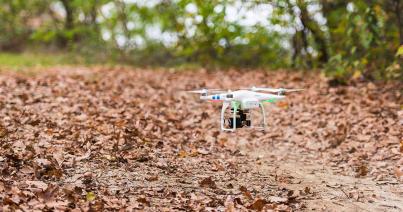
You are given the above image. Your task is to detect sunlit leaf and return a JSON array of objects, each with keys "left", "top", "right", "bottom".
[
  {"left": 86, "top": 192, "right": 96, "bottom": 201},
  {"left": 396, "top": 45, "right": 403, "bottom": 57}
]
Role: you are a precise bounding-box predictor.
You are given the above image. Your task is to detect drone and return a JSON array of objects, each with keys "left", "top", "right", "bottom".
[{"left": 187, "top": 87, "right": 303, "bottom": 131}]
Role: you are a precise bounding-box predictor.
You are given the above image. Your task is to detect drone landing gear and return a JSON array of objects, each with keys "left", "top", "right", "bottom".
[{"left": 221, "top": 101, "right": 266, "bottom": 131}]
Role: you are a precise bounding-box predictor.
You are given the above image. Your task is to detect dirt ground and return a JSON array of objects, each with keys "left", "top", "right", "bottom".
[{"left": 0, "top": 67, "right": 402, "bottom": 211}]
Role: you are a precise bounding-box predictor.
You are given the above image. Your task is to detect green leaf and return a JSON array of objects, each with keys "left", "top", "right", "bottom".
[{"left": 396, "top": 45, "right": 403, "bottom": 57}]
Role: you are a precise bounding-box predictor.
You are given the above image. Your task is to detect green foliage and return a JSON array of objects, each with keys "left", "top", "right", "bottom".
[
  {"left": 397, "top": 45, "right": 403, "bottom": 57},
  {"left": 322, "top": 1, "right": 402, "bottom": 81},
  {"left": 384, "top": 45, "right": 403, "bottom": 80},
  {"left": 0, "top": 52, "right": 75, "bottom": 69},
  {"left": 0, "top": 0, "right": 401, "bottom": 81},
  {"left": 0, "top": 51, "right": 113, "bottom": 70}
]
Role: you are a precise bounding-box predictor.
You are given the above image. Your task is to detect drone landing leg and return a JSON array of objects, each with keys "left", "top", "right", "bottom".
[
  {"left": 259, "top": 103, "right": 266, "bottom": 129},
  {"left": 232, "top": 103, "right": 237, "bottom": 131}
]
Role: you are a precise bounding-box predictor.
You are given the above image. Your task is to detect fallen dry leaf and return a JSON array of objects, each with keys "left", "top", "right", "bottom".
[
  {"left": 394, "top": 166, "right": 403, "bottom": 180},
  {"left": 0, "top": 68, "right": 401, "bottom": 211},
  {"left": 247, "top": 198, "right": 268, "bottom": 211},
  {"left": 240, "top": 186, "right": 253, "bottom": 200},
  {"left": 146, "top": 175, "right": 159, "bottom": 181},
  {"left": 199, "top": 176, "right": 217, "bottom": 189},
  {"left": 137, "top": 197, "right": 150, "bottom": 207}
]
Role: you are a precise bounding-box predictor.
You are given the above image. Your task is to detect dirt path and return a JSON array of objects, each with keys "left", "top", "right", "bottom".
[{"left": 241, "top": 143, "right": 403, "bottom": 211}]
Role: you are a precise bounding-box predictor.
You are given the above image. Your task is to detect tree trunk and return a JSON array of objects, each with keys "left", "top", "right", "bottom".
[
  {"left": 60, "top": 0, "right": 74, "bottom": 30},
  {"left": 114, "top": 0, "right": 131, "bottom": 50},
  {"left": 320, "top": 0, "right": 348, "bottom": 51},
  {"left": 90, "top": 0, "right": 98, "bottom": 26},
  {"left": 394, "top": 0, "right": 403, "bottom": 45},
  {"left": 60, "top": 0, "right": 75, "bottom": 47},
  {"left": 291, "top": 32, "right": 301, "bottom": 68},
  {"left": 297, "top": 0, "right": 329, "bottom": 63}
]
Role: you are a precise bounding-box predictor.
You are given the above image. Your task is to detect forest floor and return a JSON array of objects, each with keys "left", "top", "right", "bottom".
[{"left": 0, "top": 67, "right": 402, "bottom": 211}]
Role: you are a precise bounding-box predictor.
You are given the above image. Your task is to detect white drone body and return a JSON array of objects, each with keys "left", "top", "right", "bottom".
[{"left": 188, "top": 87, "right": 302, "bottom": 131}]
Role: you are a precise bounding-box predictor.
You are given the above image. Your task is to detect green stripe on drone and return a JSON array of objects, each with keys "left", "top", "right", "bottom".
[
  {"left": 231, "top": 101, "right": 240, "bottom": 109},
  {"left": 264, "top": 99, "right": 276, "bottom": 103}
]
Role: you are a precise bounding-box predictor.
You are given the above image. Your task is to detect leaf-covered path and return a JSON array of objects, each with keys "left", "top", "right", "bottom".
[{"left": 0, "top": 67, "right": 402, "bottom": 211}]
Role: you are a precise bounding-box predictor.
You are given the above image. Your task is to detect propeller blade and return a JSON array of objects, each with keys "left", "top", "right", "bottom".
[
  {"left": 280, "top": 88, "right": 304, "bottom": 93},
  {"left": 186, "top": 88, "right": 225, "bottom": 94},
  {"left": 251, "top": 87, "right": 281, "bottom": 92},
  {"left": 251, "top": 87, "right": 304, "bottom": 93},
  {"left": 186, "top": 89, "right": 207, "bottom": 94}
]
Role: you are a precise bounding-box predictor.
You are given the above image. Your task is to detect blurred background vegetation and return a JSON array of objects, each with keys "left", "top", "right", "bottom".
[{"left": 0, "top": 0, "right": 402, "bottom": 82}]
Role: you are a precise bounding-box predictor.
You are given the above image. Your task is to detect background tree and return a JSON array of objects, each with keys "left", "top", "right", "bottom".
[{"left": 0, "top": 0, "right": 401, "bottom": 80}]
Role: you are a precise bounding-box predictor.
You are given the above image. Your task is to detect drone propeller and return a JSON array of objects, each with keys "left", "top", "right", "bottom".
[
  {"left": 249, "top": 86, "right": 304, "bottom": 93},
  {"left": 187, "top": 89, "right": 208, "bottom": 94},
  {"left": 186, "top": 88, "right": 225, "bottom": 94}
]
